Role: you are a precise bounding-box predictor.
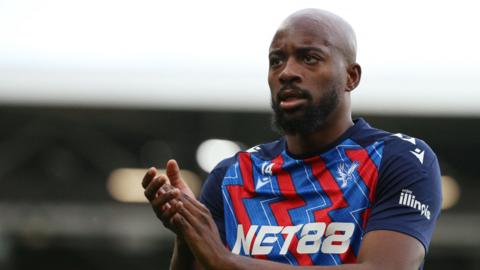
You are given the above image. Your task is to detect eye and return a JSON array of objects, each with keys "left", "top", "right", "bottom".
[
  {"left": 269, "top": 56, "right": 283, "bottom": 68},
  {"left": 303, "top": 55, "right": 319, "bottom": 65}
]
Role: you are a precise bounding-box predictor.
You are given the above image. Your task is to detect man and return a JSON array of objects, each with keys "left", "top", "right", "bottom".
[{"left": 142, "top": 8, "right": 441, "bottom": 270}]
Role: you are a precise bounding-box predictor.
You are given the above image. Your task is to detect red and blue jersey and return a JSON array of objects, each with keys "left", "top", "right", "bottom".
[{"left": 200, "top": 118, "right": 442, "bottom": 267}]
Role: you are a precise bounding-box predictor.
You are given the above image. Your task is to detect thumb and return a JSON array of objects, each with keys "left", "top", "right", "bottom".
[
  {"left": 166, "top": 159, "right": 195, "bottom": 198},
  {"left": 166, "top": 159, "right": 182, "bottom": 184}
]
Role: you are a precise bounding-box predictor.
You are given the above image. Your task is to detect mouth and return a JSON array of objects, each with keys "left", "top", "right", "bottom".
[{"left": 278, "top": 89, "right": 309, "bottom": 111}]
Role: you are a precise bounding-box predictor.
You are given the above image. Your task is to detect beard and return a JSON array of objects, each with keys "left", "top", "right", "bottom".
[{"left": 271, "top": 85, "right": 340, "bottom": 135}]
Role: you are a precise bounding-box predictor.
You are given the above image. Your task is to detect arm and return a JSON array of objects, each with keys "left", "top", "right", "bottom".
[{"left": 170, "top": 193, "right": 425, "bottom": 270}]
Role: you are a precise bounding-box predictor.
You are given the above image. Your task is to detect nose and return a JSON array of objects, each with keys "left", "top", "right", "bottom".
[{"left": 279, "top": 58, "right": 302, "bottom": 85}]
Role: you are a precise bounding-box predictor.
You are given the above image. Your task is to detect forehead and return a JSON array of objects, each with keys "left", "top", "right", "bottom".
[{"left": 269, "top": 18, "right": 335, "bottom": 51}]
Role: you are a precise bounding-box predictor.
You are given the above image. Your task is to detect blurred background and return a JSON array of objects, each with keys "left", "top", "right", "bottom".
[{"left": 0, "top": 0, "right": 479, "bottom": 269}]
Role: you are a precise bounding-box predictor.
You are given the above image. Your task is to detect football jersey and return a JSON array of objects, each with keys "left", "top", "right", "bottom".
[{"left": 199, "top": 118, "right": 442, "bottom": 267}]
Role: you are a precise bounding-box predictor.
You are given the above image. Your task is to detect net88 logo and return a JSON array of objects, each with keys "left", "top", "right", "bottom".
[{"left": 232, "top": 222, "right": 355, "bottom": 255}]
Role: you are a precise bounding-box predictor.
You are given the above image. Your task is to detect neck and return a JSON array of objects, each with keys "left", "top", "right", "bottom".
[{"left": 285, "top": 112, "right": 354, "bottom": 156}]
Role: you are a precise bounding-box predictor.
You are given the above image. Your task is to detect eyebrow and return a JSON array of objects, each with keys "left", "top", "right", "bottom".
[
  {"left": 297, "top": 46, "right": 329, "bottom": 55},
  {"left": 268, "top": 49, "right": 284, "bottom": 58},
  {"left": 269, "top": 46, "right": 329, "bottom": 57}
]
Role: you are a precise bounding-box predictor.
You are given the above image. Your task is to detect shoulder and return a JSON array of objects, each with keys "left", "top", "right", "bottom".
[
  {"left": 199, "top": 138, "right": 284, "bottom": 225},
  {"left": 352, "top": 119, "right": 437, "bottom": 169},
  {"left": 367, "top": 129, "right": 442, "bottom": 212},
  {"left": 202, "top": 138, "right": 285, "bottom": 187},
  {"left": 243, "top": 138, "right": 285, "bottom": 160},
  {"left": 350, "top": 119, "right": 440, "bottom": 195},
  {"left": 374, "top": 132, "right": 441, "bottom": 205},
  {"left": 380, "top": 132, "right": 438, "bottom": 174}
]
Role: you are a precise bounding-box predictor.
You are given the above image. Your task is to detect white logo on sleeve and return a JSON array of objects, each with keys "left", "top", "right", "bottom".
[
  {"left": 398, "top": 189, "right": 431, "bottom": 220},
  {"left": 247, "top": 145, "right": 261, "bottom": 153},
  {"left": 256, "top": 162, "right": 274, "bottom": 190},
  {"left": 392, "top": 133, "right": 425, "bottom": 164},
  {"left": 410, "top": 148, "right": 425, "bottom": 164},
  {"left": 392, "top": 133, "right": 416, "bottom": 145}
]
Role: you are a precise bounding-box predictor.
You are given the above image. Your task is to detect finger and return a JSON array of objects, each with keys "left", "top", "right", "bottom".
[
  {"left": 152, "top": 188, "right": 181, "bottom": 214},
  {"left": 181, "top": 193, "right": 210, "bottom": 214},
  {"left": 175, "top": 201, "right": 199, "bottom": 228},
  {"left": 144, "top": 176, "right": 167, "bottom": 201},
  {"left": 142, "top": 167, "right": 157, "bottom": 189},
  {"left": 166, "top": 159, "right": 183, "bottom": 186},
  {"left": 161, "top": 199, "right": 181, "bottom": 223},
  {"left": 166, "top": 160, "right": 196, "bottom": 199},
  {"left": 171, "top": 214, "right": 193, "bottom": 235},
  {"left": 158, "top": 178, "right": 174, "bottom": 194}
]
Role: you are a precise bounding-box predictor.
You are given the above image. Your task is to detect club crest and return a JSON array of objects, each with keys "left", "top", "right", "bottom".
[{"left": 336, "top": 162, "right": 359, "bottom": 188}]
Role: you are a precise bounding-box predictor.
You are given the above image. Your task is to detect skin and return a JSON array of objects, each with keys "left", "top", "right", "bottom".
[{"left": 142, "top": 9, "right": 426, "bottom": 270}]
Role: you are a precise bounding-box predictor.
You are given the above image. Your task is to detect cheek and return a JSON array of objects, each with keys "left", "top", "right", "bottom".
[
  {"left": 316, "top": 67, "right": 346, "bottom": 91},
  {"left": 268, "top": 73, "right": 277, "bottom": 92}
]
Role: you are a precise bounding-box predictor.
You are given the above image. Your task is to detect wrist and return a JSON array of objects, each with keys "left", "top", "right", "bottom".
[
  {"left": 175, "top": 236, "right": 192, "bottom": 255},
  {"left": 214, "top": 249, "right": 237, "bottom": 270},
  {"left": 175, "top": 236, "right": 187, "bottom": 247},
  {"left": 170, "top": 237, "right": 195, "bottom": 270}
]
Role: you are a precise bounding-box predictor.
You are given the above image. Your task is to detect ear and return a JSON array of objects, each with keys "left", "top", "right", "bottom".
[{"left": 346, "top": 63, "right": 361, "bottom": 92}]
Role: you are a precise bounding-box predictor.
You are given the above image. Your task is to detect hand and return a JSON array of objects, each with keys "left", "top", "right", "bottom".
[
  {"left": 171, "top": 195, "right": 231, "bottom": 270},
  {"left": 142, "top": 173, "right": 177, "bottom": 231},
  {"left": 142, "top": 160, "right": 216, "bottom": 270},
  {"left": 142, "top": 159, "right": 195, "bottom": 199},
  {"left": 142, "top": 159, "right": 193, "bottom": 233}
]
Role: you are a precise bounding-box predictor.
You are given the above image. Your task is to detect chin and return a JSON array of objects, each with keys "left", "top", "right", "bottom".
[
  {"left": 281, "top": 107, "right": 306, "bottom": 117},
  {"left": 272, "top": 103, "right": 335, "bottom": 135}
]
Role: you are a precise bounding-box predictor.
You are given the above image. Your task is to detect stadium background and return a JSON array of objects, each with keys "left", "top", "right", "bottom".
[{"left": 0, "top": 0, "right": 479, "bottom": 269}]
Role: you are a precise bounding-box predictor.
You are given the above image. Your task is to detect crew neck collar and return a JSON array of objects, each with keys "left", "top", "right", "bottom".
[{"left": 283, "top": 118, "right": 368, "bottom": 160}]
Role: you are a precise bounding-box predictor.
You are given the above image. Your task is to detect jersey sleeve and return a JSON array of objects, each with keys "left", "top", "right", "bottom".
[
  {"left": 365, "top": 137, "right": 442, "bottom": 252},
  {"left": 198, "top": 157, "right": 235, "bottom": 244}
]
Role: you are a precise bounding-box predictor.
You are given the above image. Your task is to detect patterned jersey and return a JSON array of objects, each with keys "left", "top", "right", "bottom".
[{"left": 199, "top": 118, "right": 442, "bottom": 267}]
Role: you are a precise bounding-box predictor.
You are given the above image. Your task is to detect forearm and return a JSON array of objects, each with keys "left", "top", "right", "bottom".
[{"left": 169, "top": 237, "right": 198, "bottom": 270}]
